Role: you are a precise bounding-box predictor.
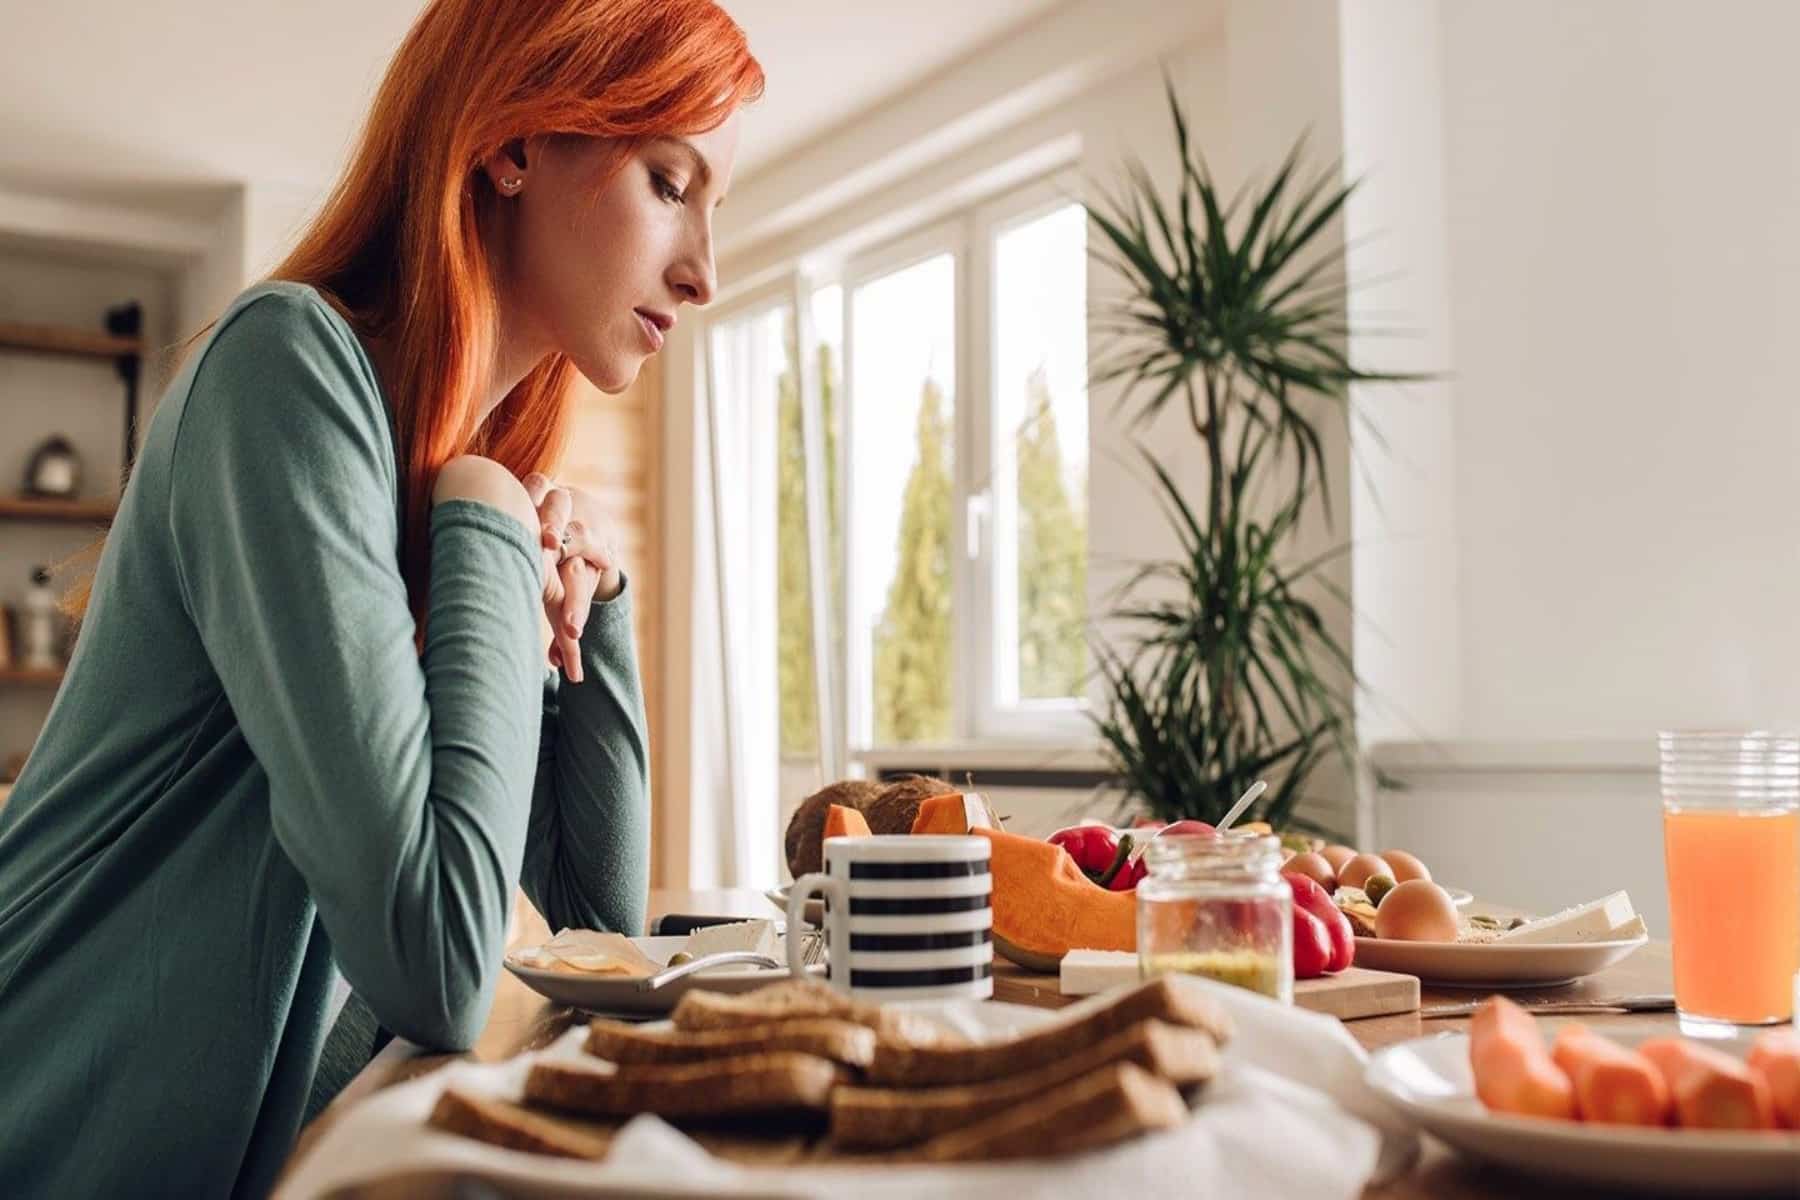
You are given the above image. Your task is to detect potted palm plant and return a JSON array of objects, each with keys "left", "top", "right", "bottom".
[{"left": 1085, "top": 82, "right": 1419, "bottom": 834}]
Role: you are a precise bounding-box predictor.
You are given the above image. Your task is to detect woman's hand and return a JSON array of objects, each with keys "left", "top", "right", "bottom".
[{"left": 524, "top": 473, "right": 623, "bottom": 684}]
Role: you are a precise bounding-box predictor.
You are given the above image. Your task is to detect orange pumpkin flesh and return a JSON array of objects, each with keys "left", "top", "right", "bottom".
[{"left": 822, "top": 804, "right": 872, "bottom": 840}]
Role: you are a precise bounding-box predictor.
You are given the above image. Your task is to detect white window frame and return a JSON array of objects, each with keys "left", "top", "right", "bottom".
[
  {"left": 966, "top": 171, "right": 1092, "bottom": 742},
  {"left": 702, "top": 169, "right": 1093, "bottom": 774}
]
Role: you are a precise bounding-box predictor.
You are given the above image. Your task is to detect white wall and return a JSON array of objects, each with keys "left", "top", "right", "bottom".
[
  {"left": 1355, "top": 0, "right": 1800, "bottom": 745},
  {"left": 1346, "top": 0, "right": 1800, "bottom": 931},
  {"left": 1339, "top": 0, "right": 1462, "bottom": 748}
]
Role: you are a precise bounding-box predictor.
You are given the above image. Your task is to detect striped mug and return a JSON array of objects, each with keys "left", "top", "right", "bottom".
[{"left": 786, "top": 834, "right": 993, "bottom": 1002}]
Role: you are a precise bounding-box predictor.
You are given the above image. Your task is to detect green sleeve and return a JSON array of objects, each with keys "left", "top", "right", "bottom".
[
  {"left": 167, "top": 292, "right": 544, "bottom": 1050},
  {"left": 523, "top": 579, "right": 650, "bottom": 936}
]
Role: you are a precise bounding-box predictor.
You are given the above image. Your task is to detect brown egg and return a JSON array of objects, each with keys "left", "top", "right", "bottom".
[
  {"left": 1319, "top": 844, "right": 1358, "bottom": 873},
  {"left": 1373, "top": 879, "right": 1460, "bottom": 942},
  {"left": 1337, "top": 853, "right": 1392, "bottom": 891},
  {"left": 1380, "top": 849, "right": 1432, "bottom": 883},
  {"left": 1285, "top": 851, "right": 1337, "bottom": 892}
]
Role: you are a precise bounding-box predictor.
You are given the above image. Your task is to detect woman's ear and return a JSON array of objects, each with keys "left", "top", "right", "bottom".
[{"left": 479, "top": 139, "right": 531, "bottom": 195}]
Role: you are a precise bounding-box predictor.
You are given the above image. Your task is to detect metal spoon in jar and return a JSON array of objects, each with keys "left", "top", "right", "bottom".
[
  {"left": 1215, "top": 780, "right": 1269, "bottom": 833},
  {"left": 1131, "top": 779, "right": 1269, "bottom": 865}
]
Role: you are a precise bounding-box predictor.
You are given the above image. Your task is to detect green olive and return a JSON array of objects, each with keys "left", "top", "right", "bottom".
[
  {"left": 667, "top": 951, "right": 694, "bottom": 966},
  {"left": 1364, "top": 874, "right": 1398, "bottom": 906}
]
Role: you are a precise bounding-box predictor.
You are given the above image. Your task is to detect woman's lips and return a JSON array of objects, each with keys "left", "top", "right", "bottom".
[{"left": 634, "top": 310, "right": 666, "bottom": 352}]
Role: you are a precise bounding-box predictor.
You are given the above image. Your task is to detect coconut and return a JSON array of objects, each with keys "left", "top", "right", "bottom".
[
  {"left": 784, "top": 779, "right": 883, "bottom": 879},
  {"left": 859, "top": 773, "right": 957, "bottom": 837}
]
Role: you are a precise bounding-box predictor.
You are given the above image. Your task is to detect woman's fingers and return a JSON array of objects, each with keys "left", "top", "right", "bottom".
[
  {"left": 522, "top": 472, "right": 555, "bottom": 507},
  {"left": 536, "top": 486, "right": 572, "bottom": 553},
  {"left": 554, "top": 556, "right": 598, "bottom": 684}
]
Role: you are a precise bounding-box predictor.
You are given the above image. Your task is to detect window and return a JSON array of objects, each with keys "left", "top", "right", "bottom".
[
  {"left": 849, "top": 249, "right": 957, "bottom": 747},
  {"left": 986, "top": 198, "right": 1090, "bottom": 726},
  {"left": 706, "top": 173, "right": 1088, "bottom": 777}
]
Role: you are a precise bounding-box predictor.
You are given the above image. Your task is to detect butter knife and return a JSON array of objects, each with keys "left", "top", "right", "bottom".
[{"left": 1420, "top": 994, "right": 1676, "bottom": 1020}]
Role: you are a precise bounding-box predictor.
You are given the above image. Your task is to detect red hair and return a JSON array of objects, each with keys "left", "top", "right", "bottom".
[{"left": 277, "top": 0, "right": 761, "bottom": 623}]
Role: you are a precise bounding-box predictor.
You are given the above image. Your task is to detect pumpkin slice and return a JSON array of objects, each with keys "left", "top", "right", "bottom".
[
  {"left": 822, "top": 804, "right": 872, "bottom": 840},
  {"left": 908, "top": 792, "right": 999, "bottom": 835},
  {"left": 973, "top": 827, "right": 1136, "bottom": 970}
]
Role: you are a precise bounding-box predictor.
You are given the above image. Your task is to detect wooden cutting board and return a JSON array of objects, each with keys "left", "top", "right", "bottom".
[
  {"left": 1031, "top": 951, "right": 1419, "bottom": 1020},
  {"left": 1293, "top": 966, "right": 1420, "bottom": 1019}
]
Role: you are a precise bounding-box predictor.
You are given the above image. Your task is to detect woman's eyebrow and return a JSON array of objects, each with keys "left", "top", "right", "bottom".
[{"left": 651, "top": 136, "right": 713, "bottom": 188}]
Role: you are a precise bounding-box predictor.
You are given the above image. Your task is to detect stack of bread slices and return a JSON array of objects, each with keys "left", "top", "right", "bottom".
[{"left": 430, "top": 975, "right": 1230, "bottom": 1165}]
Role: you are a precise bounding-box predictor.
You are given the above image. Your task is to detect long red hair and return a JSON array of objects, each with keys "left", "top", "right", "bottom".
[{"left": 276, "top": 0, "right": 762, "bottom": 622}]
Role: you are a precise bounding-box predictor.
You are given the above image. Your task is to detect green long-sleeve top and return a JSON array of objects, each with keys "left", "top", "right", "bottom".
[{"left": 0, "top": 281, "right": 650, "bottom": 1198}]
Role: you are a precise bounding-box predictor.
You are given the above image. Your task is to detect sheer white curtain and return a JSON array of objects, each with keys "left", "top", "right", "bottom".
[{"left": 688, "top": 308, "right": 784, "bottom": 888}]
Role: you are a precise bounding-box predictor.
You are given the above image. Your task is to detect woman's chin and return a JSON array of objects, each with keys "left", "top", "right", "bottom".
[{"left": 572, "top": 352, "right": 644, "bottom": 395}]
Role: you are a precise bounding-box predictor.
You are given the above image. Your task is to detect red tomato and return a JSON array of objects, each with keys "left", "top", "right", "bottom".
[
  {"left": 1291, "top": 904, "right": 1333, "bottom": 980},
  {"left": 1284, "top": 871, "right": 1355, "bottom": 973}
]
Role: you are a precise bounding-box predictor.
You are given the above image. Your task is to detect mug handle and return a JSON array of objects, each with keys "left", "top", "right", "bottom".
[{"left": 787, "top": 872, "right": 847, "bottom": 983}]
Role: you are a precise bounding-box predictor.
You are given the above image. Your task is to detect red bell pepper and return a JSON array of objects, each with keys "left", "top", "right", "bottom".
[
  {"left": 1107, "top": 849, "right": 1147, "bottom": 891},
  {"left": 1048, "top": 826, "right": 1142, "bottom": 889},
  {"left": 1284, "top": 871, "right": 1355, "bottom": 973},
  {"left": 1047, "top": 826, "right": 1117, "bottom": 877}
]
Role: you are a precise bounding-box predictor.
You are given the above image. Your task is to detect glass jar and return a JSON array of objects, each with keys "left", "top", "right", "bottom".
[{"left": 1137, "top": 832, "right": 1293, "bottom": 1002}]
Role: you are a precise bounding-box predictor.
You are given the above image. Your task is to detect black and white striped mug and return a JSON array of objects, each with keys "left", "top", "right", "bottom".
[{"left": 786, "top": 834, "right": 993, "bottom": 1002}]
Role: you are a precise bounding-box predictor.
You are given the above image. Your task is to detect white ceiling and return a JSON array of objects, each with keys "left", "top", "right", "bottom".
[{"left": 0, "top": 0, "right": 1064, "bottom": 217}]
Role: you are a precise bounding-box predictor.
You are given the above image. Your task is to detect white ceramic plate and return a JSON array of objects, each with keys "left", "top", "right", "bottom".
[
  {"left": 503, "top": 935, "right": 821, "bottom": 1016},
  {"left": 1444, "top": 887, "right": 1474, "bottom": 908},
  {"left": 764, "top": 884, "right": 824, "bottom": 926},
  {"left": 1351, "top": 935, "right": 1648, "bottom": 987},
  {"left": 1368, "top": 1032, "right": 1800, "bottom": 1194}
]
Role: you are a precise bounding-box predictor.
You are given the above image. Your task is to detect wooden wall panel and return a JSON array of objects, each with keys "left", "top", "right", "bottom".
[{"left": 558, "top": 356, "right": 663, "bottom": 887}]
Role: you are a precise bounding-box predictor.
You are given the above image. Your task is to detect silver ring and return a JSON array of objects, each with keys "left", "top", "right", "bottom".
[{"left": 560, "top": 527, "right": 575, "bottom": 552}]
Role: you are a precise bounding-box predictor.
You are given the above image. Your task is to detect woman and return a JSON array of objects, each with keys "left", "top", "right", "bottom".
[{"left": 0, "top": 1, "right": 761, "bottom": 1194}]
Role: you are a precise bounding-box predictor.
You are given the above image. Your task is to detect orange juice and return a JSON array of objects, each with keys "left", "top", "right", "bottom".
[{"left": 1663, "top": 806, "right": 1800, "bottom": 1024}]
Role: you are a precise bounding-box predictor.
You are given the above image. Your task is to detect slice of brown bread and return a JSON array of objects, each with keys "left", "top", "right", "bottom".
[
  {"left": 585, "top": 1017, "right": 877, "bottom": 1068},
  {"left": 427, "top": 1090, "right": 617, "bottom": 1160},
  {"left": 525, "top": 1052, "right": 841, "bottom": 1119},
  {"left": 913, "top": 1061, "right": 1189, "bottom": 1162},
  {"left": 865, "top": 975, "right": 1232, "bottom": 1086},
  {"left": 830, "top": 1018, "right": 1218, "bottom": 1148},
  {"left": 429, "top": 1088, "right": 822, "bottom": 1166},
  {"left": 669, "top": 979, "right": 957, "bottom": 1048}
]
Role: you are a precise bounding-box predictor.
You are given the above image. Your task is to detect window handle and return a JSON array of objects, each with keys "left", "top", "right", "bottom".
[{"left": 966, "top": 490, "right": 991, "bottom": 559}]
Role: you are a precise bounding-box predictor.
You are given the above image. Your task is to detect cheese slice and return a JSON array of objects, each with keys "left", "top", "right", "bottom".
[
  {"left": 1494, "top": 891, "right": 1637, "bottom": 944},
  {"left": 1604, "top": 914, "right": 1648, "bottom": 942},
  {"left": 1060, "top": 949, "right": 1140, "bottom": 996},
  {"left": 525, "top": 929, "right": 661, "bottom": 976},
  {"left": 680, "top": 918, "right": 779, "bottom": 964}
]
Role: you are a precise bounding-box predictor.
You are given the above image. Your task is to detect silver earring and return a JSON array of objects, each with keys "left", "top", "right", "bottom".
[{"left": 499, "top": 176, "right": 522, "bottom": 193}]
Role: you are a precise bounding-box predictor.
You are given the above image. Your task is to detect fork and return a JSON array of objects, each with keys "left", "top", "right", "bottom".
[{"left": 634, "top": 951, "right": 782, "bottom": 991}]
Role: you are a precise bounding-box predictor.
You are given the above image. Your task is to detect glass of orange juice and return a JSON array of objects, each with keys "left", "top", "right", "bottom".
[{"left": 1659, "top": 731, "right": 1800, "bottom": 1033}]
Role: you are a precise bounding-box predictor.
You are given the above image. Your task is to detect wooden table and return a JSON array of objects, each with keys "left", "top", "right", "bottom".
[{"left": 289, "top": 888, "right": 1683, "bottom": 1199}]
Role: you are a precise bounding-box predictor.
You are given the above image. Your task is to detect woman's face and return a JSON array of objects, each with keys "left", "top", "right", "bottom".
[{"left": 482, "top": 114, "right": 740, "bottom": 394}]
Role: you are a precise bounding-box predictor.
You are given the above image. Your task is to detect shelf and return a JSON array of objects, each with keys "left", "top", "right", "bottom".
[
  {"left": 0, "top": 667, "right": 64, "bottom": 686},
  {"left": 0, "top": 321, "right": 143, "bottom": 360},
  {"left": 0, "top": 497, "right": 117, "bottom": 523}
]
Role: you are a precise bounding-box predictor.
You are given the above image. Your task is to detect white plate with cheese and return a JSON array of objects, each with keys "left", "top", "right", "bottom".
[
  {"left": 504, "top": 922, "right": 821, "bottom": 1015},
  {"left": 1352, "top": 891, "right": 1649, "bottom": 987}
]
